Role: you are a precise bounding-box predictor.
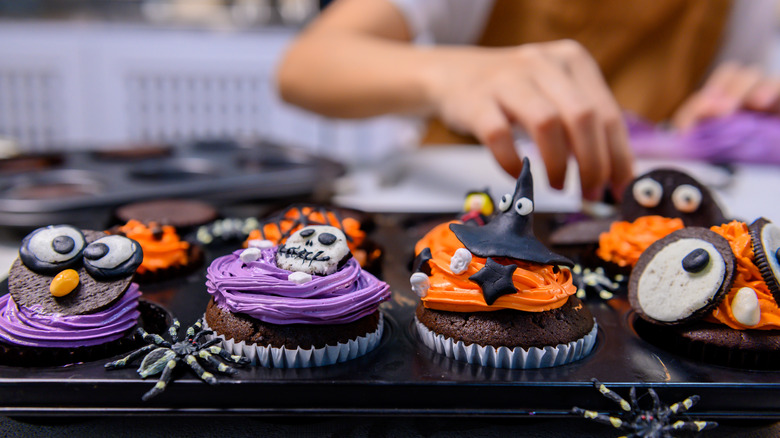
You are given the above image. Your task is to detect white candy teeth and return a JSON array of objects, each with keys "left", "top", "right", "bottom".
[
  {"left": 732, "top": 287, "right": 761, "bottom": 327},
  {"left": 410, "top": 272, "right": 430, "bottom": 298}
]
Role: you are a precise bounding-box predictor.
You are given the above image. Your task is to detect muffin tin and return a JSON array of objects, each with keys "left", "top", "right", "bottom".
[
  {"left": 1, "top": 213, "right": 780, "bottom": 418},
  {"left": 0, "top": 140, "right": 343, "bottom": 229}
]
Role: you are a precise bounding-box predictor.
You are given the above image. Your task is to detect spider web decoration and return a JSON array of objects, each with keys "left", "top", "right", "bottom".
[
  {"left": 105, "top": 319, "right": 249, "bottom": 401},
  {"left": 572, "top": 379, "right": 718, "bottom": 437}
]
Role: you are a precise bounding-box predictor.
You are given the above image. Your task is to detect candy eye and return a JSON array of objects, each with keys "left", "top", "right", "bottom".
[
  {"left": 498, "top": 194, "right": 512, "bottom": 212},
  {"left": 19, "top": 225, "right": 86, "bottom": 275},
  {"left": 83, "top": 235, "right": 143, "bottom": 280},
  {"left": 514, "top": 197, "right": 533, "bottom": 216},
  {"left": 671, "top": 184, "right": 702, "bottom": 213},
  {"left": 632, "top": 178, "right": 663, "bottom": 208}
]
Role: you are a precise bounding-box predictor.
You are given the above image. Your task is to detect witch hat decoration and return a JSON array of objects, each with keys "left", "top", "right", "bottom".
[{"left": 449, "top": 158, "right": 573, "bottom": 267}]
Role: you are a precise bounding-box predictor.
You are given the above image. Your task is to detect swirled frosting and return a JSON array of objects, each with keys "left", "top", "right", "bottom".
[
  {"left": 0, "top": 284, "right": 141, "bottom": 348},
  {"left": 115, "top": 220, "right": 190, "bottom": 274},
  {"left": 206, "top": 247, "right": 390, "bottom": 325},
  {"left": 415, "top": 222, "right": 575, "bottom": 313},
  {"left": 597, "top": 216, "right": 685, "bottom": 267}
]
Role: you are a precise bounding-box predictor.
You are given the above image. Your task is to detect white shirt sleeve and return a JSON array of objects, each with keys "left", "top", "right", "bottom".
[{"left": 388, "top": 0, "right": 495, "bottom": 45}]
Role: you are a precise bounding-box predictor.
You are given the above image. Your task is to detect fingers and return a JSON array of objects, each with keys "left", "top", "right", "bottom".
[{"left": 470, "top": 99, "right": 524, "bottom": 178}]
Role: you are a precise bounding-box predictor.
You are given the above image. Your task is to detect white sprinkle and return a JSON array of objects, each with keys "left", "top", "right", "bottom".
[
  {"left": 247, "top": 239, "right": 274, "bottom": 249},
  {"left": 239, "top": 248, "right": 263, "bottom": 263},
  {"left": 288, "top": 271, "right": 312, "bottom": 284}
]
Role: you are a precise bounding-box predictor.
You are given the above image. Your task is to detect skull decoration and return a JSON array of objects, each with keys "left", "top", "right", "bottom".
[{"left": 275, "top": 225, "right": 351, "bottom": 275}]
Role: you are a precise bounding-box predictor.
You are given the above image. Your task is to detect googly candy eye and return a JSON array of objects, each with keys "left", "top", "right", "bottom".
[
  {"left": 19, "top": 225, "right": 87, "bottom": 275},
  {"left": 498, "top": 194, "right": 512, "bottom": 212},
  {"left": 671, "top": 184, "right": 702, "bottom": 213},
  {"left": 83, "top": 235, "right": 143, "bottom": 280},
  {"left": 632, "top": 178, "right": 663, "bottom": 208},
  {"left": 514, "top": 197, "right": 533, "bottom": 216}
]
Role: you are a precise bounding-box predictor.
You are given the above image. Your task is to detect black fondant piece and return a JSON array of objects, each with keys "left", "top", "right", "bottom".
[
  {"left": 776, "top": 247, "right": 780, "bottom": 264},
  {"left": 412, "top": 247, "right": 433, "bottom": 276},
  {"left": 621, "top": 169, "right": 727, "bottom": 227},
  {"left": 682, "top": 248, "right": 710, "bottom": 273},
  {"left": 83, "top": 238, "right": 144, "bottom": 281},
  {"left": 299, "top": 228, "right": 315, "bottom": 237},
  {"left": 19, "top": 225, "right": 86, "bottom": 276},
  {"left": 749, "top": 218, "right": 780, "bottom": 304},
  {"left": 469, "top": 257, "right": 518, "bottom": 306},
  {"left": 52, "top": 236, "right": 75, "bottom": 254},
  {"left": 450, "top": 158, "right": 573, "bottom": 267},
  {"left": 318, "top": 233, "right": 337, "bottom": 246},
  {"left": 84, "top": 242, "right": 109, "bottom": 260}
]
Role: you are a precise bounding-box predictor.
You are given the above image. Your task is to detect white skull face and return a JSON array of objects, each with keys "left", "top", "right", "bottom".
[{"left": 275, "top": 225, "right": 351, "bottom": 275}]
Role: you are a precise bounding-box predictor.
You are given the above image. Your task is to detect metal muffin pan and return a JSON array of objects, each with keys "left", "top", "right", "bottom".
[
  {"left": 1, "top": 212, "right": 780, "bottom": 418},
  {"left": 0, "top": 140, "right": 343, "bottom": 228}
]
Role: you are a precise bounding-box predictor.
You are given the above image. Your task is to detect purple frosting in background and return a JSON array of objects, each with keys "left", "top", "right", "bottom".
[
  {"left": 206, "top": 248, "right": 391, "bottom": 325},
  {"left": 0, "top": 284, "right": 141, "bottom": 348},
  {"left": 629, "top": 111, "right": 780, "bottom": 164}
]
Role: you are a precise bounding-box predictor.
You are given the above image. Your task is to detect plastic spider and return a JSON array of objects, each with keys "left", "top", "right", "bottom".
[
  {"left": 572, "top": 379, "right": 717, "bottom": 437},
  {"left": 105, "top": 319, "right": 249, "bottom": 401},
  {"left": 572, "top": 264, "right": 625, "bottom": 301}
]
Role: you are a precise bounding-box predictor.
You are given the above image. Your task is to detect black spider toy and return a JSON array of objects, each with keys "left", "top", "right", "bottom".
[
  {"left": 105, "top": 319, "right": 249, "bottom": 401},
  {"left": 572, "top": 379, "right": 718, "bottom": 437}
]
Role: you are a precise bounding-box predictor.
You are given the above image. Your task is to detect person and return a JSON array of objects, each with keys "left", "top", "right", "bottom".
[{"left": 276, "top": 0, "right": 779, "bottom": 201}]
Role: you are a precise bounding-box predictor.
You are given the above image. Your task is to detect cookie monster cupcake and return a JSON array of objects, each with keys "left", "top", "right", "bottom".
[
  {"left": 0, "top": 225, "right": 167, "bottom": 366},
  {"left": 204, "top": 225, "right": 390, "bottom": 368},
  {"left": 411, "top": 158, "right": 597, "bottom": 369}
]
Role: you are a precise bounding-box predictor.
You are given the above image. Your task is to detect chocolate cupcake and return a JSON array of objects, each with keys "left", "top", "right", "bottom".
[
  {"left": 411, "top": 159, "right": 597, "bottom": 369},
  {"left": 630, "top": 220, "right": 780, "bottom": 369},
  {"left": 204, "top": 225, "right": 391, "bottom": 368},
  {"left": 108, "top": 220, "right": 204, "bottom": 283},
  {"left": 0, "top": 225, "right": 167, "bottom": 366}
]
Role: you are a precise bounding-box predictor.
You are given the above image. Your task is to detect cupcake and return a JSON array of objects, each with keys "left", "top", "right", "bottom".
[
  {"left": 411, "top": 158, "right": 597, "bottom": 369},
  {"left": 115, "top": 199, "right": 219, "bottom": 231},
  {"left": 630, "top": 219, "right": 780, "bottom": 369},
  {"left": 108, "top": 220, "right": 204, "bottom": 283},
  {"left": 204, "top": 225, "right": 391, "bottom": 368},
  {"left": 243, "top": 204, "right": 381, "bottom": 270},
  {"left": 0, "top": 225, "right": 166, "bottom": 366}
]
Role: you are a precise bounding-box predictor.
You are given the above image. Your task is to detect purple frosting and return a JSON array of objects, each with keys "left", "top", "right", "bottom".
[
  {"left": 206, "top": 247, "right": 391, "bottom": 325},
  {"left": 0, "top": 284, "right": 141, "bottom": 348}
]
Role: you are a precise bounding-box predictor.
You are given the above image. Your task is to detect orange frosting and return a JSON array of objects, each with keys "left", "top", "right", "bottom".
[
  {"left": 706, "top": 221, "right": 780, "bottom": 330},
  {"left": 116, "top": 220, "right": 190, "bottom": 274},
  {"left": 597, "top": 216, "right": 684, "bottom": 267},
  {"left": 245, "top": 206, "right": 366, "bottom": 261},
  {"left": 415, "top": 221, "right": 575, "bottom": 313}
]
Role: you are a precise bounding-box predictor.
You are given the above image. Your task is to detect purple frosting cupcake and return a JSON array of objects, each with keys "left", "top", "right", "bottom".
[{"left": 204, "top": 225, "right": 390, "bottom": 368}]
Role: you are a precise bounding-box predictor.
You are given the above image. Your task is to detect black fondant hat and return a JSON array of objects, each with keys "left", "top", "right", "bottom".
[{"left": 449, "top": 158, "right": 573, "bottom": 267}]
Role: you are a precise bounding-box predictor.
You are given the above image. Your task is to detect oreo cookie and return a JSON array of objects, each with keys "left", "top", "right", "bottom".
[
  {"left": 749, "top": 217, "right": 780, "bottom": 304},
  {"left": 629, "top": 227, "right": 735, "bottom": 325}
]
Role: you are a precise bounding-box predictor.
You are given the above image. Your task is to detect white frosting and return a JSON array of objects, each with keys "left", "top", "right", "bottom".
[
  {"left": 287, "top": 271, "right": 313, "bottom": 285},
  {"left": 760, "top": 223, "right": 780, "bottom": 285},
  {"left": 239, "top": 247, "right": 263, "bottom": 263},
  {"left": 637, "top": 239, "right": 726, "bottom": 322},
  {"left": 732, "top": 287, "right": 761, "bottom": 326},
  {"left": 247, "top": 239, "right": 274, "bottom": 249},
  {"left": 410, "top": 272, "right": 430, "bottom": 298},
  {"left": 449, "top": 248, "right": 472, "bottom": 275}
]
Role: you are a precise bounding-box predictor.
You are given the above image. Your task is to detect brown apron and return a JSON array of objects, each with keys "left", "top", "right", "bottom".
[{"left": 423, "top": 0, "right": 732, "bottom": 144}]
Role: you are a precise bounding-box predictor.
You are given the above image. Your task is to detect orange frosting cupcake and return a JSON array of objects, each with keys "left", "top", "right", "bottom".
[
  {"left": 415, "top": 221, "right": 575, "bottom": 313},
  {"left": 597, "top": 216, "right": 685, "bottom": 268},
  {"left": 707, "top": 221, "right": 780, "bottom": 330},
  {"left": 115, "top": 220, "right": 190, "bottom": 275}
]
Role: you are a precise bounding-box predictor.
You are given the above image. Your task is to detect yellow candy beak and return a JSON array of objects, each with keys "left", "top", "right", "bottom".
[{"left": 50, "top": 269, "right": 80, "bottom": 297}]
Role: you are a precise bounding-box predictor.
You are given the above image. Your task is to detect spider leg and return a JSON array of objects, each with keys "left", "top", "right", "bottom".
[
  {"left": 629, "top": 386, "right": 639, "bottom": 411},
  {"left": 591, "top": 379, "right": 632, "bottom": 412},
  {"left": 185, "top": 354, "right": 217, "bottom": 384},
  {"left": 192, "top": 328, "right": 214, "bottom": 344},
  {"left": 185, "top": 320, "right": 204, "bottom": 341},
  {"left": 141, "top": 358, "right": 178, "bottom": 401},
  {"left": 648, "top": 388, "right": 662, "bottom": 410},
  {"left": 137, "top": 327, "right": 171, "bottom": 348},
  {"left": 168, "top": 319, "right": 181, "bottom": 343},
  {"left": 571, "top": 407, "right": 631, "bottom": 431},
  {"left": 200, "top": 338, "right": 221, "bottom": 349},
  {"left": 104, "top": 344, "right": 157, "bottom": 370},
  {"left": 207, "top": 345, "right": 250, "bottom": 365},
  {"left": 663, "top": 420, "right": 718, "bottom": 434},
  {"left": 197, "top": 350, "right": 240, "bottom": 375},
  {"left": 668, "top": 395, "right": 700, "bottom": 415}
]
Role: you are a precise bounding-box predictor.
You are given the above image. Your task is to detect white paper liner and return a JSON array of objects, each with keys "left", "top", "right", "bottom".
[
  {"left": 203, "top": 313, "right": 384, "bottom": 368},
  {"left": 415, "top": 317, "right": 598, "bottom": 369}
]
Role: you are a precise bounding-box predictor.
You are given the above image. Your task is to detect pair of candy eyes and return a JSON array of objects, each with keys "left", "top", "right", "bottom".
[
  {"left": 497, "top": 195, "right": 533, "bottom": 216},
  {"left": 22, "top": 226, "right": 139, "bottom": 277},
  {"left": 633, "top": 178, "right": 703, "bottom": 213}
]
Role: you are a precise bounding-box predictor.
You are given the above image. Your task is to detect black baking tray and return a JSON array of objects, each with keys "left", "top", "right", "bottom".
[
  {"left": 1, "top": 213, "right": 780, "bottom": 419},
  {"left": 0, "top": 140, "right": 343, "bottom": 228}
]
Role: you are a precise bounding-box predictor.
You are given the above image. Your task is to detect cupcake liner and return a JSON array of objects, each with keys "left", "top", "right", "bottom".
[
  {"left": 203, "top": 313, "right": 384, "bottom": 368},
  {"left": 415, "top": 317, "right": 598, "bottom": 369}
]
